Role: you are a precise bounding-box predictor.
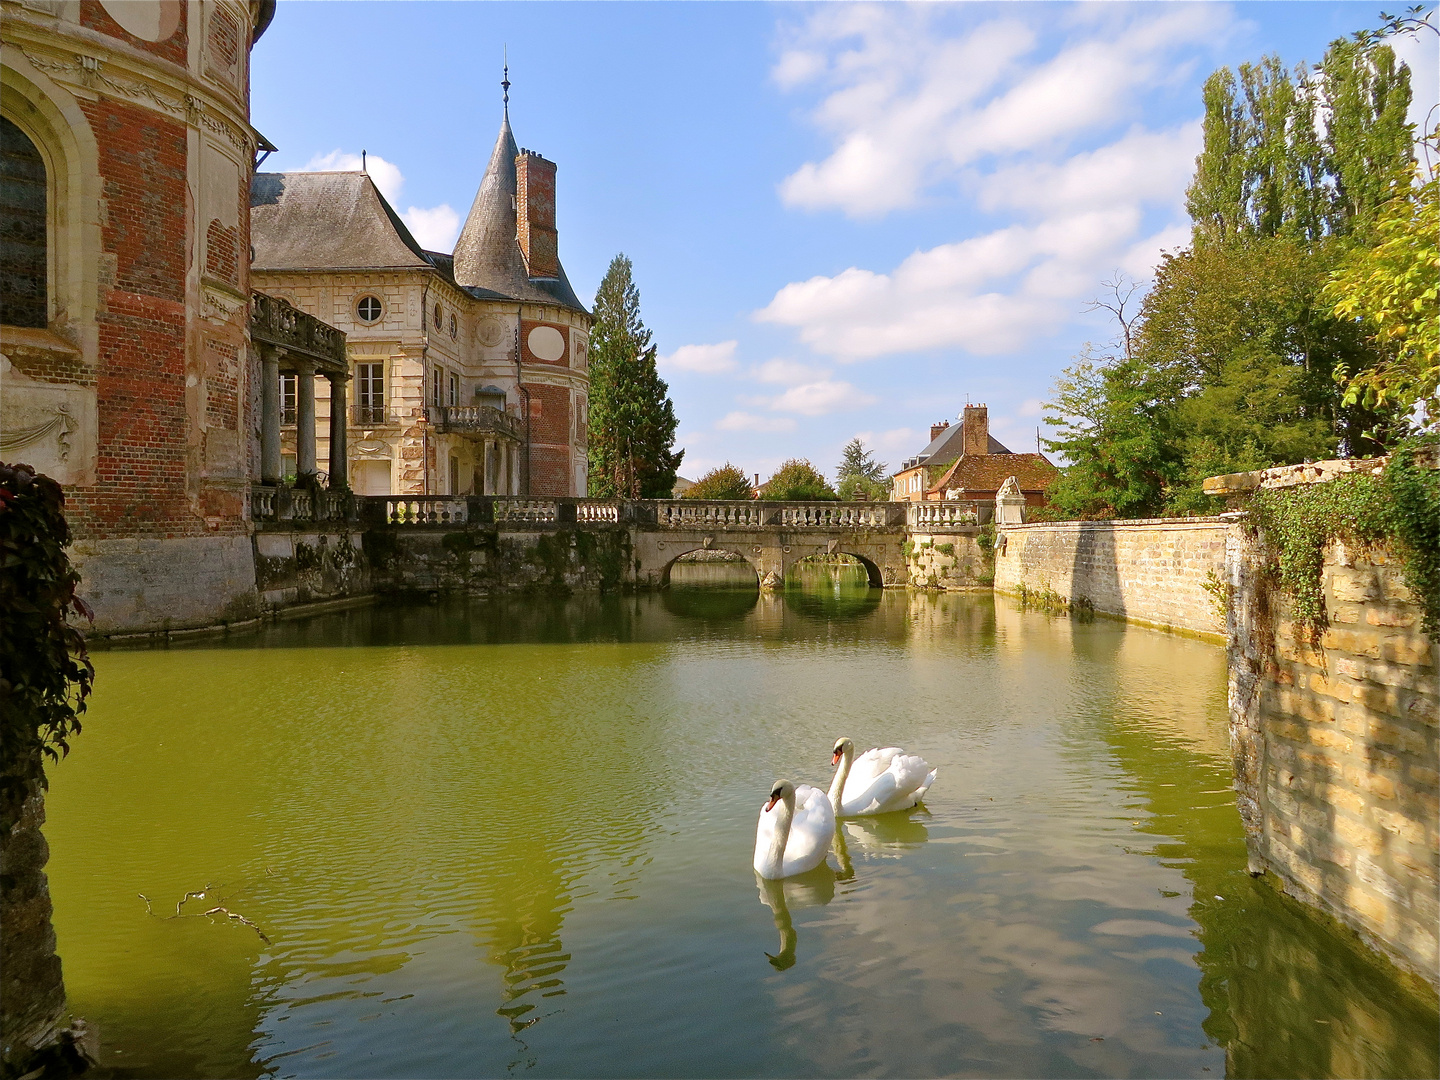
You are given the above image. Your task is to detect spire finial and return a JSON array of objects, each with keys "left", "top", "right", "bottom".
[{"left": 502, "top": 48, "right": 510, "bottom": 119}]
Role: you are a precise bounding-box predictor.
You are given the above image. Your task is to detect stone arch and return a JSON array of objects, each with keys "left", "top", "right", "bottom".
[
  {"left": 659, "top": 545, "right": 761, "bottom": 588},
  {"left": 787, "top": 547, "right": 885, "bottom": 588},
  {"left": 0, "top": 53, "right": 104, "bottom": 338}
]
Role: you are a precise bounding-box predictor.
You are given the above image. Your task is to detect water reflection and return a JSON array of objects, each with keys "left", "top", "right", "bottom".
[
  {"left": 46, "top": 588, "right": 1438, "bottom": 1078},
  {"left": 781, "top": 564, "right": 882, "bottom": 621},
  {"left": 757, "top": 868, "right": 836, "bottom": 971}
]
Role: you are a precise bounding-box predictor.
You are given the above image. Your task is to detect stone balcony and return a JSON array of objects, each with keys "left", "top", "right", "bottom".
[{"left": 427, "top": 405, "right": 522, "bottom": 440}]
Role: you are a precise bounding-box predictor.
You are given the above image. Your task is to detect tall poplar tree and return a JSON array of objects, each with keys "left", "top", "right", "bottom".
[{"left": 586, "top": 255, "right": 683, "bottom": 498}]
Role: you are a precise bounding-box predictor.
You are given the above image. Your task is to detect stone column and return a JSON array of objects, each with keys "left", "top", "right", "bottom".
[
  {"left": 509, "top": 441, "right": 520, "bottom": 496},
  {"left": 482, "top": 437, "right": 495, "bottom": 496},
  {"left": 260, "top": 345, "right": 283, "bottom": 484},
  {"left": 326, "top": 371, "right": 349, "bottom": 490},
  {"left": 293, "top": 359, "right": 318, "bottom": 478}
]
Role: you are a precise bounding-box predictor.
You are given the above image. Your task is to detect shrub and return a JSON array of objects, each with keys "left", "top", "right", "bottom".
[
  {"left": 682, "top": 463, "right": 754, "bottom": 500},
  {"left": 761, "top": 459, "right": 839, "bottom": 501}
]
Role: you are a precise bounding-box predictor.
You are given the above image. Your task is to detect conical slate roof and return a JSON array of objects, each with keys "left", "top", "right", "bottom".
[{"left": 451, "top": 115, "right": 586, "bottom": 313}]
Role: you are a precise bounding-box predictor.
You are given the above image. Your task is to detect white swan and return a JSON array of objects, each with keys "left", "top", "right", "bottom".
[
  {"left": 828, "top": 737, "right": 937, "bottom": 816},
  {"left": 753, "top": 779, "right": 834, "bottom": 879}
]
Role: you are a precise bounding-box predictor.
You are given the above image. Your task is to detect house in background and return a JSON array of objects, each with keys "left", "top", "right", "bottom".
[{"left": 891, "top": 404, "right": 1058, "bottom": 506}]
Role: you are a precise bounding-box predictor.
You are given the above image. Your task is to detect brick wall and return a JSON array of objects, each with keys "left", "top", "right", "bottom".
[
  {"left": 1229, "top": 532, "right": 1438, "bottom": 987},
  {"left": 525, "top": 383, "right": 572, "bottom": 496},
  {"left": 994, "top": 517, "right": 1228, "bottom": 639}
]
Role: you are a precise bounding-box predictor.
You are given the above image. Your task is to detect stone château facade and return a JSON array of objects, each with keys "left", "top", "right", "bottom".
[{"left": 249, "top": 101, "right": 592, "bottom": 498}]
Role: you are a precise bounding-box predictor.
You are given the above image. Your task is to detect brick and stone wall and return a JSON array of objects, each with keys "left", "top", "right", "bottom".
[
  {"left": 994, "top": 517, "right": 1228, "bottom": 639},
  {"left": 1229, "top": 530, "right": 1438, "bottom": 988}
]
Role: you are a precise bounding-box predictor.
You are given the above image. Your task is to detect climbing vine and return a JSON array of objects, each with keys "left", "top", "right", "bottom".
[
  {"left": 0, "top": 463, "right": 93, "bottom": 829},
  {"left": 1245, "top": 446, "right": 1439, "bottom": 639}
]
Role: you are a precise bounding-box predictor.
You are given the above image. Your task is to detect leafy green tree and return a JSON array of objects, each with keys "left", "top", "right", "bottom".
[
  {"left": 682, "top": 463, "right": 754, "bottom": 500},
  {"left": 761, "top": 459, "right": 838, "bottom": 501},
  {"left": 587, "top": 255, "right": 683, "bottom": 498},
  {"left": 835, "top": 438, "right": 889, "bottom": 500},
  {"left": 1326, "top": 142, "right": 1440, "bottom": 433},
  {"left": 1187, "top": 40, "right": 1412, "bottom": 243}
]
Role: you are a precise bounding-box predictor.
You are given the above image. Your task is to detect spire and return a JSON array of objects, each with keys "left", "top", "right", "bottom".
[{"left": 502, "top": 51, "right": 510, "bottom": 121}]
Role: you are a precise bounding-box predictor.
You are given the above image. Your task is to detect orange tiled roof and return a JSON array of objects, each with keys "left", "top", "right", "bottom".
[{"left": 926, "top": 452, "right": 1058, "bottom": 496}]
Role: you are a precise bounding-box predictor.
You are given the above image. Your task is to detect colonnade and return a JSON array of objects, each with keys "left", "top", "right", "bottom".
[
  {"left": 475, "top": 435, "right": 522, "bottom": 495},
  {"left": 258, "top": 343, "right": 348, "bottom": 488}
]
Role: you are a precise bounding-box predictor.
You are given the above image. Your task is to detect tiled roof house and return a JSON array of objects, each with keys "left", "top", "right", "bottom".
[{"left": 891, "top": 404, "right": 1058, "bottom": 506}]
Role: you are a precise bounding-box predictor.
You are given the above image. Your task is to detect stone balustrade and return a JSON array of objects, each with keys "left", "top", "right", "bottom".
[
  {"left": 385, "top": 498, "right": 467, "bottom": 525},
  {"left": 907, "top": 501, "right": 985, "bottom": 529},
  {"left": 577, "top": 500, "right": 619, "bottom": 523},
  {"left": 427, "top": 404, "right": 523, "bottom": 439},
  {"left": 493, "top": 498, "right": 559, "bottom": 523},
  {"left": 251, "top": 484, "right": 359, "bottom": 525},
  {"left": 655, "top": 501, "right": 768, "bottom": 527}
]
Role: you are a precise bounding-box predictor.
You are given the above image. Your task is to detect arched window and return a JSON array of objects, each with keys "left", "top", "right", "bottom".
[{"left": 0, "top": 116, "right": 48, "bottom": 328}]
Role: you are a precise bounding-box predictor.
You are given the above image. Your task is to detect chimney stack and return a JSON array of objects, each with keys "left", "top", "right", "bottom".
[
  {"left": 515, "top": 150, "right": 559, "bottom": 279},
  {"left": 962, "top": 404, "right": 989, "bottom": 457},
  {"left": 930, "top": 420, "right": 950, "bottom": 442}
]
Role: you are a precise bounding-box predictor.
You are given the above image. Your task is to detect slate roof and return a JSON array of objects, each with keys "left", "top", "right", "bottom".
[
  {"left": 250, "top": 172, "right": 432, "bottom": 271},
  {"left": 451, "top": 116, "right": 586, "bottom": 313},
  {"left": 250, "top": 126, "right": 587, "bottom": 314},
  {"left": 927, "top": 452, "right": 1059, "bottom": 495},
  {"left": 906, "top": 423, "right": 1010, "bottom": 468}
]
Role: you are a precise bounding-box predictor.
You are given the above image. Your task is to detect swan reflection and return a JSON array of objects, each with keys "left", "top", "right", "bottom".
[
  {"left": 842, "top": 812, "right": 931, "bottom": 857},
  {"left": 756, "top": 866, "right": 835, "bottom": 970}
]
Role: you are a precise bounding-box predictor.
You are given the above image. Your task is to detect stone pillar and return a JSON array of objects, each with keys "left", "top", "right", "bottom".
[
  {"left": 482, "top": 437, "right": 495, "bottom": 496},
  {"left": 293, "top": 359, "right": 317, "bottom": 478},
  {"left": 260, "top": 345, "right": 283, "bottom": 484},
  {"left": 510, "top": 441, "right": 520, "bottom": 496},
  {"left": 326, "top": 371, "right": 349, "bottom": 490},
  {"left": 996, "top": 476, "right": 1026, "bottom": 525}
]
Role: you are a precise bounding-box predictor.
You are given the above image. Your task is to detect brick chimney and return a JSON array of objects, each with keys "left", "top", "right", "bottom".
[
  {"left": 930, "top": 420, "right": 950, "bottom": 442},
  {"left": 515, "top": 150, "right": 559, "bottom": 279},
  {"left": 962, "top": 404, "right": 989, "bottom": 457}
]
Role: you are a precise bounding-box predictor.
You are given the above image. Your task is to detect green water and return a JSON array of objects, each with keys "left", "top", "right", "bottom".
[{"left": 45, "top": 568, "right": 1438, "bottom": 1078}]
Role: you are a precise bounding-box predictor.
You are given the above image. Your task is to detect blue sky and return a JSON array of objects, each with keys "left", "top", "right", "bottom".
[{"left": 252, "top": 1, "right": 1438, "bottom": 483}]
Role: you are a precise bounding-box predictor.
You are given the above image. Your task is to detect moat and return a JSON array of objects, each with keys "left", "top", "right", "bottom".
[{"left": 47, "top": 567, "right": 1438, "bottom": 1078}]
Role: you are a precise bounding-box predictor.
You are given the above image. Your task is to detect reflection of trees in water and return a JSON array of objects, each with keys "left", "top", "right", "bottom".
[
  {"left": 1098, "top": 707, "right": 1439, "bottom": 1079},
  {"left": 781, "top": 564, "right": 882, "bottom": 622},
  {"left": 662, "top": 586, "right": 759, "bottom": 621}
]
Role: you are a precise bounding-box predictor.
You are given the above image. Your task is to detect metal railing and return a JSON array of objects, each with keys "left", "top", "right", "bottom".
[{"left": 353, "top": 404, "right": 389, "bottom": 425}]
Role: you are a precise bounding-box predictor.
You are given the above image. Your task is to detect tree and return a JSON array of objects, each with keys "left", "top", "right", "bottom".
[
  {"left": 682, "top": 463, "right": 755, "bottom": 500},
  {"left": 834, "top": 439, "right": 889, "bottom": 500},
  {"left": 1187, "top": 40, "right": 1413, "bottom": 244},
  {"left": 761, "top": 459, "right": 838, "bottom": 501},
  {"left": 1325, "top": 137, "right": 1440, "bottom": 434},
  {"left": 587, "top": 255, "right": 683, "bottom": 498}
]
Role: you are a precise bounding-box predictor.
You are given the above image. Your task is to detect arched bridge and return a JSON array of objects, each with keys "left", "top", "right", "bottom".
[{"left": 251, "top": 490, "right": 988, "bottom": 591}]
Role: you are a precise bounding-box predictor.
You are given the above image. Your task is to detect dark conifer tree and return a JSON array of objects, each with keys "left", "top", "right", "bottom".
[{"left": 587, "top": 255, "right": 683, "bottom": 498}]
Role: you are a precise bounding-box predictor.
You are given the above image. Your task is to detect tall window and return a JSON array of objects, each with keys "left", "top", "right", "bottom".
[
  {"left": 449, "top": 373, "right": 458, "bottom": 406},
  {"left": 355, "top": 363, "right": 384, "bottom": 424},
  {"left": 432, "top": 368, "right": 443, "bottom": 408},
  {"left": 280, "top": 374, "right": 297, "bottom": 424},
  {"left": 0, "top": 116, "right": 48, "bottom": 329}
]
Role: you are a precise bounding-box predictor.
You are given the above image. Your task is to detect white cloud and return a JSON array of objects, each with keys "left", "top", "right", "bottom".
[
  {"left": 661, "top": 341, "right": 739, "bottom": 374},
  {"left": 774, "top": 4, "right": 1227, "bottom": 218},
  {"left": 768, "top": 379, "right": 877, "bottom": 417},
  {"left": 715, "top": 412, "right": 797, "bottom": 433},
  {"left": 758, "top": 13, "right": 1219, "bottom": 362},
  {"left": 402, "top": 204, "right": 461, "bottom": 252},
  {"left": 854, "top": 427, "right": 919, "bottom": 456},
  {"left": 753, "top": 358, "right": 830, "bottom": 385},
  {"left": 295, "top": 149, "right": 460, "bottom": 253}
]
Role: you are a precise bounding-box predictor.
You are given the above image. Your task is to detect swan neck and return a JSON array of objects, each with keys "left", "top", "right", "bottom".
[
  {"left": 764, "top": 794, "right": 794, "bottom": 878},
  {"left": 828, "top": 748, "right": 853, "bottom": 813}
]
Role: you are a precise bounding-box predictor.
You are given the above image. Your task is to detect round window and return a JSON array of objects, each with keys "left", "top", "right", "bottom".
[{"left": 356, "top": 295, "right": 382, "bottom": 322}]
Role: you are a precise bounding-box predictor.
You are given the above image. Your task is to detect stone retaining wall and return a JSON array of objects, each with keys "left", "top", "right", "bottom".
[
  {"left": 993, "top": 517, "right": 1228, "bottom": 639},
  {"left": 72, "top": 535, "right": 259, "bottom": 635},
  {"left": 905, "top": 530, "right": 988, "bottom": 589},
  {"left": 1229, "top": 531, "right": 1438, "bottom": 988}
]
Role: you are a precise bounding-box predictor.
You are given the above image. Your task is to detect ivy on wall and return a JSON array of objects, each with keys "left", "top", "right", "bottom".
[
  {"left": 0, "top": 463, "right": 93, "bottom": 830},
  {"left": 1245, "top": 446, "right": 1439, "bottom": 639}
]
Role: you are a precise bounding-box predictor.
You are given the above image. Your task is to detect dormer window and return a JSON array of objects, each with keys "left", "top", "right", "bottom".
[{"left": 356, "top": 295, "right": 382, "bottom": 323}]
